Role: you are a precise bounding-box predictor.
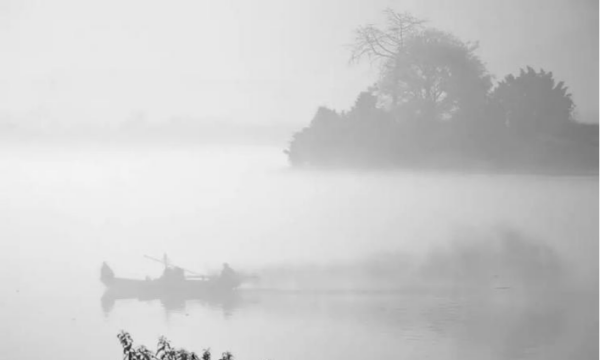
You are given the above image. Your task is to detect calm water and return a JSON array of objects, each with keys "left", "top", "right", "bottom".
[{"left": 0, "top": 143, "right": 597, "bottom": 360}]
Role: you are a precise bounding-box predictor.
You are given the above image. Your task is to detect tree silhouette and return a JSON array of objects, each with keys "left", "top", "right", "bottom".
[
  {"left": 490, "top": 67, "right": 575, "bottom": 137},
  {"left": 117, "top": 331, "right": 236, "bottom": 360},
  {"left": 284, "top": 8, "right": 597, "bottom": 173},
  {"left": 351, "top": 9, "right": 425, "bottom": 109},
  {"left": 351, "top": 9, "right": 491, "bottom": 124},
  {"left": 284, "top": 106, "right": 343, "bottom": 166},
  {"left": 350, "top": 8, "right": 425, "bottom": 64}
]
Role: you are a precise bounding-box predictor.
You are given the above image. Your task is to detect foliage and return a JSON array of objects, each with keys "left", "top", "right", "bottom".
[
  {"left": 351, "top": 8, "right": 491, "bottom": 123},
  {"left": 384, "top": 29, "right": 491, "bottom": 123},
  {"left": 117, "top": 331, "right": 235, "bottom": 360},
  {"left": 284, "top": 8, "right": 598, "bottom": 173},
  {"left": 490, "top": 66, "right": 575, "bottom": 136}
]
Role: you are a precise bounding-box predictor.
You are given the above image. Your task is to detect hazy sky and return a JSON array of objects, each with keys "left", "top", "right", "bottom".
[{"left": 0, "top": 0, "right": 597, "bottom": 127}]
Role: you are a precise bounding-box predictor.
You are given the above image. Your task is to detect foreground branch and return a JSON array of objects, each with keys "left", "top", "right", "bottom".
[{"left": 118, "top": 331, "right": 234, "bottom": 360}]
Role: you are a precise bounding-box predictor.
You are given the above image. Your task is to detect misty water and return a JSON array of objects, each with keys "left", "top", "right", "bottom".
[{"left": 0, "top": 143, "right": 597, "bottom": 360}]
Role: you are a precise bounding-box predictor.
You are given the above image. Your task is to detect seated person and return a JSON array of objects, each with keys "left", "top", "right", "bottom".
[{"left": 101, "top": 262, "right": 115, "bottom": 280}]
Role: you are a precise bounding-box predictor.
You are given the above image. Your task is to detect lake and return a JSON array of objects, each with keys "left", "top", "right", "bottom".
[{"left": 0, "top": 143, "right": 597, "bottom": 360}]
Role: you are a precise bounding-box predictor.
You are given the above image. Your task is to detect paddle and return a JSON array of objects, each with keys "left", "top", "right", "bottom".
[{"left": 143, "top": 255, "right": 209, "bottom": 278}]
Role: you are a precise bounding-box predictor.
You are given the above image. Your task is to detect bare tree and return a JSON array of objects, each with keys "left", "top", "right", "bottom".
[
  {"left": 350, "top": 9, "right": 490, "bottom": 124},
  {"left": 350, "top": 9, "right": 426, "bottom": 107},
  {"left": 350, "top": 8, "right": 425, "bottom": 64}
]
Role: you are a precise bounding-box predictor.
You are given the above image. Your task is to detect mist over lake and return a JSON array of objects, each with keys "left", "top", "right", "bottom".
[
  {"left": 0, "top": 143, "right": 596, "bottom": 360},
  {"left": 1, "top": 0, "right": 598, "bottom": 358}
]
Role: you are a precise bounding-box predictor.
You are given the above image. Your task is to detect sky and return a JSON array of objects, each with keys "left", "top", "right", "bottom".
[{"left": 0, "top": 0, "right": 597, "bottom": 128}]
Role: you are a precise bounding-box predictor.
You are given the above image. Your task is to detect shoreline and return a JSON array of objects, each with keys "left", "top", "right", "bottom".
[{"left": 0, "top": 136, "right": 596, "bottom": 178}]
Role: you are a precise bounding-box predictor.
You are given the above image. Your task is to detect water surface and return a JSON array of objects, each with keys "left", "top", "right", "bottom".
[{"left": 0, "top": 144, "right": 596, "bottom": 359}]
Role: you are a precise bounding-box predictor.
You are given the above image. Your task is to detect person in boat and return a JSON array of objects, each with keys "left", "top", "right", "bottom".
[
  {"left": 219, "top": 263, "right": 238, "bottom": 287},
  {"left": 221, "top": 263, "right": 234, "bottom": 277},
  {"left": 101, "top": 262, "right": 115, "bottom": 281}
]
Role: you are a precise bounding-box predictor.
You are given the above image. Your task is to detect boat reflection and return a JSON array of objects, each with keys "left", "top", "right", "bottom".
[
  {"left": 100, "top": 257, "right": 254, "bottom": 317},
  {"left": 101, "top": 287, "right": 245, "bottom": 317}
]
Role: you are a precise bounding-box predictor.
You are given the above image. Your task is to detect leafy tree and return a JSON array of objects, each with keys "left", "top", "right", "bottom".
[
  {"left": 385, "top": 29, "right": 491, "bottom": 123},
  {"left": 351, "top": 9, "right": 492, "bottom": 124},
  {"left": 309, "top": 106, "right": 342, "bottom": 129},
  {"left": 284, "top": 106, "right": 343, "bottom": 166},
  {"left": 346, "top": 91, "right": 380, "bottom": 120},
  {"left": 342, "top": 91, "right": 397, "bottom": 164},
  {"left": 490, "top": 67, "right": 575, "bottom": 137},
  {"left": 284, "top": 7, "right": 597, "bottom": 173}
]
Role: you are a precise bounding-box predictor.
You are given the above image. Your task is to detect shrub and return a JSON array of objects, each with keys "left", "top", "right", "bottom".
[{"left": 117, "top": 331, "right": 234, "bottom": 360}]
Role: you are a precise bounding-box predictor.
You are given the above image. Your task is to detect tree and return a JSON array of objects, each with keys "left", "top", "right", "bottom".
[
  {"left": 351, "top": 8, "right": 424, "bottom": 63},
  {"left": 346, "top": 90, "right": 383, "bottom": 121},
  {"left": 284, "top": 106, "right": 343, "bottom": 166},
  {"left": 350, "top": 9, "right": 425, "bottom": 109},
  {"left": 490, "top": 67, "right": 575, "bottom": 137},
  {"left": 351, "top": 9, "right": 492, "bottom": 124},
  {"left": 284, "top": 7, "right": 596, "bottom": 172},
  {"left": 386, "top": 28, "right": 491, "bottom": 124},
  {"left": 343, "top": 91, "right": 397, "bottom": 164},
  {"left": 309, "top": 106, "right": 342, "bottom": 129}
]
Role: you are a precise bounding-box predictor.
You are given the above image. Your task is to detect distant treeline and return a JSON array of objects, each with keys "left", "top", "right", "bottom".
[{"left": 285, "top": 9, "right": 599, "bottom": 173}]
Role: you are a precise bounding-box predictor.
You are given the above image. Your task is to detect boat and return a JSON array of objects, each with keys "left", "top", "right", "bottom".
[{"left": 100, "top": 256, "right": 254, "bottom": 305}]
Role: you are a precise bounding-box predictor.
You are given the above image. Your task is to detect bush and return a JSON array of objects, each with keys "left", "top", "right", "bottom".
[{"left": 117, "top": 331, "right": 234, "bottom": 360}]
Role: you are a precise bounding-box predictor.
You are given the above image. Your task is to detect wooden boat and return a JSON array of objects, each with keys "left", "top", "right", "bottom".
[
  {"left": 101, "top": 273, "right": 237, "bottom": 299},
  {"left": 100, "top": 256, "right": 250, "bottom": 302}
]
